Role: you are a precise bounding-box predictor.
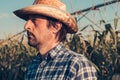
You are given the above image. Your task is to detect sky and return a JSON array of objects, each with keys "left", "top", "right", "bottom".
[{"left": 0, "top": 0, "right": 120, "bottom": 39}]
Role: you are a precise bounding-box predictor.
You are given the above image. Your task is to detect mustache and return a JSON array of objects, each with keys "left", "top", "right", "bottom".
[{"left": 27, "top": 31, "right": 35, "bottom": 38}]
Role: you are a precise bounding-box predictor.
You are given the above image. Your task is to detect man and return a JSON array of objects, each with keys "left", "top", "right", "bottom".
[{"left": 14, "top": 0, "right": 97, "bottom": 79}]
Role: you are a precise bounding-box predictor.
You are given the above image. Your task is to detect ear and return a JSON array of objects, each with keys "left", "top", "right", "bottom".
[{"left": 51, "top": 22, "right": 62, "bottom": 34}]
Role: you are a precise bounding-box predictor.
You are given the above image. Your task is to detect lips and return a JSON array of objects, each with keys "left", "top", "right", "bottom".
[{"left": 27, "top": 32, "right": 35, "bottom": 39}]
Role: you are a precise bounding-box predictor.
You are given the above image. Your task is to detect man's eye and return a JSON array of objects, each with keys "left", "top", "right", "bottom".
[
  {"left": 31, "top": 18, "right": 36, "bottom": 23},
  {"left": 31, "top": 18, "right": 37, "bottom": 27}
]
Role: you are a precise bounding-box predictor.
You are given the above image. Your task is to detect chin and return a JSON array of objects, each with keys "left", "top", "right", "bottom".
[{"left": 28, "top": 41, "right": 37, "bottom": 48}]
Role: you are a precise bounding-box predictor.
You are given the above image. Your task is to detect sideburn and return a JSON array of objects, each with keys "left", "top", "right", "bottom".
[{"left": 46, "top": 17, "right": 67, "bottom": 42}]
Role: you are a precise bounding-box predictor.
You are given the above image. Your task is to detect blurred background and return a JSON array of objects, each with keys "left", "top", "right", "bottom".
[{"left": 0, "top": 0, "right": 120, "bottom": 80}]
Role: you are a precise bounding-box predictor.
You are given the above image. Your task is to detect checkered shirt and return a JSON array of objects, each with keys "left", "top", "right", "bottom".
[{"left": 25, "top": 43, "right": 97, "bottom": 80}]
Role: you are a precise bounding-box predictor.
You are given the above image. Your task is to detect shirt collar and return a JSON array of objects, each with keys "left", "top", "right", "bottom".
[
  {"left": 35, "top": 42, "right": 64, "bottom": 61},
  {"left": 48, "top": 42, "right": 64, "bottom": 59}
]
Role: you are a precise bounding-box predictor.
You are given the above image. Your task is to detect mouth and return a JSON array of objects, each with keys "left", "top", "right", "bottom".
[{"left": 27, "top": 32, "right": 35, "bottom": 40}]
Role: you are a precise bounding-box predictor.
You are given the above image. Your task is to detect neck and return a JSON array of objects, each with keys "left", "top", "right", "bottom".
[{"left": 37, "top": 41, "right": 60, "bottom": 56}]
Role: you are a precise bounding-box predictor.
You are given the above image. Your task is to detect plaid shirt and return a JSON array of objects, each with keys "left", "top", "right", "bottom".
[{"left": 25, "top": 43, "right": 97, "bottom": 80}]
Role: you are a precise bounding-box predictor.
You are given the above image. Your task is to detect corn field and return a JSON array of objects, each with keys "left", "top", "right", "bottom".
[{"left": 0, "top": 24, "right": 120, "bottom": 80}]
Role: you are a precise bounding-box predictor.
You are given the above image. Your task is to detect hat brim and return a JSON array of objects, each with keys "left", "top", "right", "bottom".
[{"left": 13, "top": 4, "right": 77, "bottom": 33}]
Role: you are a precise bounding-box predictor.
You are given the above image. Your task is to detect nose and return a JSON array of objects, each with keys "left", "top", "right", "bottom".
[{"left": 24, "top": 20, "right": 33, "bottom": 31}]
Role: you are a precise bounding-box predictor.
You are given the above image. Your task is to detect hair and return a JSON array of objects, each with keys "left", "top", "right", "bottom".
[{"left": 46, "top": 17, "right": 67, "bottom": 42}]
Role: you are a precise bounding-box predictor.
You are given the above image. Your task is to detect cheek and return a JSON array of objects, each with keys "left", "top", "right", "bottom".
[
  {"left": 42, "top": 31, "right": 52, "bottom": 40},
  {"left": 35, "top": 24, "right": 52, "bottom": 41},
  {"left": 34, "top": 29, "right": 49, "bottom": 40}
]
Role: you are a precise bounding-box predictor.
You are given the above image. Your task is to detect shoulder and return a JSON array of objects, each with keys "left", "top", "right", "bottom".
[
  {"left": 61, "top": 48, "right": 97, "bottom": 79},
  {"left": 64, "top": 48, "right": 96, "bottom": 68},
  {"left": 60, "top": 48, "right": 89, "bottom": 63},
  {"left": 59, "top": 47, "right": 95, "bottom": 69}
]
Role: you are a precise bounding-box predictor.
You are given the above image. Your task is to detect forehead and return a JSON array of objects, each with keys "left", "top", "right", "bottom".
[{"left": 28, "top": 14, "right": 47, "bottom": 19}]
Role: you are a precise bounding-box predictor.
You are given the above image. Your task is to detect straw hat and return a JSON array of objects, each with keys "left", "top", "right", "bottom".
[{"left": 14, "top": 0, "right": 78, "bottom": 33}]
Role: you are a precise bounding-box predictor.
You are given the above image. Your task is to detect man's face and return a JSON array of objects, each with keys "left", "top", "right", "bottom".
[{"left": 24, "top": 15, "right": 52, "bottom": 47}]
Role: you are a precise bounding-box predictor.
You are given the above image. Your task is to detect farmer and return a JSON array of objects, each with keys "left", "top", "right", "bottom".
[{"left": 14, "top": 0, "right": 97, "bottom": 79}]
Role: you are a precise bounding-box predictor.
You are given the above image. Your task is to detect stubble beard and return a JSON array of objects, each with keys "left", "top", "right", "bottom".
[
  {"left": 28, "top": 39, "right": 38, "bottom": 48},
  {"left": 27, "top": 32, "right": 38, "bottom": 48}
]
